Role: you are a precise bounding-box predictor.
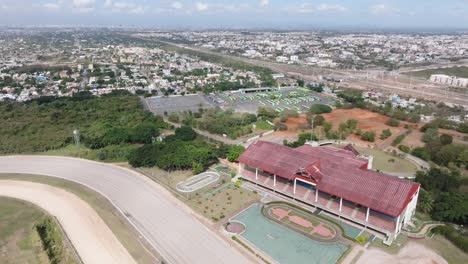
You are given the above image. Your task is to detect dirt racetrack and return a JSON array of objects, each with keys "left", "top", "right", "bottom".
[{"left": 0, "top": 180, "right": 136, "bottom": 264}]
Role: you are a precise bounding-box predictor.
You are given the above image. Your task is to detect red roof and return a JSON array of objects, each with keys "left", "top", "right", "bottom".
[{"left": 238, "top": 141, "right": 419, "bottom": 217}]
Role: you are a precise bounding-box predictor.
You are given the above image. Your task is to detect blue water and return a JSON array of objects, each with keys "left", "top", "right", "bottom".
[{"left": 233, "top": 204, "right": 348, "bottom": 264}]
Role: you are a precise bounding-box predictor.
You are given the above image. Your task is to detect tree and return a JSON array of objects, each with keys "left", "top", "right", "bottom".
[
  {"left": 174, "top": 126, "right": 197, "bottom": 141},
  {"left": 309, "top": 104, "right": 332, "bottom": 114},
  {"left": 434, "top": 144, "right": 467, "bottom": 167},
  {"left": 417, "top": 190, "right": 434, "bottom": 214},
  {"left": 192, "top": 162, "right": 203, "bottom": 174},
  {"left": 313, "top": 115, "right": 325, "bottom": 127},
  {"left": 257, "top": 107, "right": 278, "bottom": 119},
  {"left": 131, "top": 124, "right": 160, "bottom": 144},
  {"left": 432, "top": 192, "right": 468, "bottom": 225},
  {"left": 296, "top": 79, "right": 305, "bottom": 87},
  {"left": 423, "top": 128, "right": 442, "bottom": 157},
  {"left": 227, "top": 145, "right": 245, "bottom": 162},
  {"left": 415, "top": 167, "right": 461, "bottom": 193},
  {"left": 323, "top": 122, "right": 332, "bottom": 133},
  {"left": 440, "top": 134, "right": 453, "bottom": 145},
  {"left": 411, "top": 147, "right": 431, "bottom": 160}
]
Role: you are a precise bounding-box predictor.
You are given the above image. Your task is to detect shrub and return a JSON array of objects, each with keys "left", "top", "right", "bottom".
[
  {"left": 309, "top": 104, "right": 332, "bottom": 114},
  {"left": 440, "top": 134, "right": 453, "bottom": 145},
  {"left": 36, "top": 218, "right": 65, "bottom": 264},
  {"left": 432, "top": 225, "right": 468, "bottom": 253},
  {"left": 386, "top": 118, "right": 400, "bottom": 127},
  {"left": 391, "top": 134, "right": 406, "bottom": 146},
  {"left": 168, "top": 113, "right": 180, "bottom": 123},
  {"left": 361, "top": 131, "right": 376, "bottom": 142},
  {"left": 398, "top": 145, "right": 411, "bottom": 153},
  {"left": 380, "top": 129, "right": 392, "bottom": 140}
]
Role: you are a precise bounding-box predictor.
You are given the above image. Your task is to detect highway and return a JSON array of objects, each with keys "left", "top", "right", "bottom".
[{"left": 0, "top": 156, "right": 252, "bottom": 264}]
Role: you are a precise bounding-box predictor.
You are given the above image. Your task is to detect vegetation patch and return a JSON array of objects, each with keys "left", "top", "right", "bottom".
[{"left": 0, "top": 91, "right": 167, "bottom": 155}]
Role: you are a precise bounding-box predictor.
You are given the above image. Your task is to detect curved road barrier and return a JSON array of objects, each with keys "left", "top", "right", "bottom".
[
  {"left": 0, "top": 180, "right": 136, "bottom": 264},
  {"left": 0, "top": 156, "right": 251, "bottom": 264},
  {"left": 176, "top": 172, "right": 220, "bottom": 193}
]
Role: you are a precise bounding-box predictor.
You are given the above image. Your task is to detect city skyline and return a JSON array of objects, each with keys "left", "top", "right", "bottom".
[{"left": 0, "top": 0, "right": 468, "bottom": 30}]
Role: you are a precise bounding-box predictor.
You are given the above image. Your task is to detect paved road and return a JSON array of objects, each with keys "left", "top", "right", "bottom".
[
  {"left": 0, "top": 180, "right": 136, "bottom": 264},
  {"left": 0, "top": 156, "right": 252, "bottom": 264}
]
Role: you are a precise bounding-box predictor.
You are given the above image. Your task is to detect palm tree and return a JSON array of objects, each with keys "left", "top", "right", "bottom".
[{"left": 417, "top": 190, "right": 434, "bottom": 214}]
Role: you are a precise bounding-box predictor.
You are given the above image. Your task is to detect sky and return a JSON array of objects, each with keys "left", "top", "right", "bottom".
[{"left": 0, "top": 0, "right": 467, "bottom": 30}]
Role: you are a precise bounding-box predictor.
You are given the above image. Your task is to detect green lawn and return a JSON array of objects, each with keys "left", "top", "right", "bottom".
[
  {"left": 355, "top": 147, "right": 418, "bottom": 174},
  {"left": 0, "top": 197, "right": 74, "bottom": 264},
  {"left": 0, "top": 174, "right": 159, "bottom": 263},
  {"left": 402, "top": 66, "right": 468, "bottom": 79}
]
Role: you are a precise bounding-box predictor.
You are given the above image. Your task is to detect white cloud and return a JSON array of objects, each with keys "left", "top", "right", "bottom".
[
  {"left": 72, "top": 0, "right": 95, "bottom": 8},
  {"left": 104, "top": 0, "right": 113, "bottom": 7},
  {"left": 259, "top": 0, "right": 269, "bottom": 7},
  {"left": 107, "top": 1, "right": 147, "bottom": 14},
  {"left": 195, "top": 2, "right": 208, "bottom": 11},
  {"left": 172, "top": 1, "right": 183, "bottom": 9},
  {"left": 317, "top": 4, "right": 346, "bottom": 12},
  {"left": 370, "top": 4, "right": 399, "bottom": 16},
  {"left": 72, "top": 0, "right": 95, "bottom": 12},
  {"left": 44, "top": 2, "right": 61, "bottom": 10},
  {"left": 298, "top": 3, "right": 314, "bottom": 14}
]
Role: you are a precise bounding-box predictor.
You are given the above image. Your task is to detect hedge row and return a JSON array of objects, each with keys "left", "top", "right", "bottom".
[{"left": 432, "top": 225, "right": 468, "bottom": 253}]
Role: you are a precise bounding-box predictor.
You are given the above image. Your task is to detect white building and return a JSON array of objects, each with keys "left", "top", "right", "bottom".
[{"left": 430, "top": 74, "right": 468, "bottom": 87}]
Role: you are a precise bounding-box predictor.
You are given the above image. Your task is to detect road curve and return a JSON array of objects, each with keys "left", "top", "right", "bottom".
[
  {"left": 0, "top": 180, "right": 136, "bottom": 264},
  {"left": 0, "top": 156, "right": 252, "bottom": 264}
]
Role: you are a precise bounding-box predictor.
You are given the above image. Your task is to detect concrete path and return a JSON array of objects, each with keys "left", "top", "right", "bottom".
[
  {"left": 0, "top": 180, "right": 136, "bottom": 264},
  {"left": 0, "top": 156, "right": 252, "bottom": 264}
]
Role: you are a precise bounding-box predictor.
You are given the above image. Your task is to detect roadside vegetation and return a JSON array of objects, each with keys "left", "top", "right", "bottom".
[
  {"left": 36, "top": 218, "right": 71, "bottom": 264},
  {"left": 184, "top": 108, "right": 258, "bottom": 139}
]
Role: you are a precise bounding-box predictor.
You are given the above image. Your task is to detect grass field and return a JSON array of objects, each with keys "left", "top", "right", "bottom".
[
  {"left": 0, "top": 173, "right": 159, "bottom": 264},
  {"left": 0, "top": 197, "right": 74, "bottom": 264},
  {"left": 355, "top": 147, "right": 418, "bottom": 174},
  {"left": 402, "top": 66, "right": 468, "bottom": 79}
]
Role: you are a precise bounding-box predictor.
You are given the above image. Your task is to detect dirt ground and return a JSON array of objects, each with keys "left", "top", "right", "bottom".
[
  {"left": 0, "top": 180, "right": 136, "bottom": 264},
  {"left": 322, "top": 108, "right": 408, "bottom": 146},
  {"left": 358, "top": 241, "right": 447, "bottom": 264}
]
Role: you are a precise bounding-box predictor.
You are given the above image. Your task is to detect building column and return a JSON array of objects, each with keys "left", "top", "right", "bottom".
[
  {"left": 339, "top": 197, "right": 343, "bottom": 212},
  {"left": 366, "top": 207, "right": 370, "bottom": 222},
  {"left": 255, "top": 168, "right": 258, "bottom": 181},
  {"left": 293, "top": 178, "right": 297, "bottom": 194},
  {"left": 395, "top": 215, "right": 401, "bottom": 234},
  {"left": 273, "top": 174, "right": 276, "bottom": 187},
  {"left": 315, "top": 189, "right": 318, "bottom": 202}
]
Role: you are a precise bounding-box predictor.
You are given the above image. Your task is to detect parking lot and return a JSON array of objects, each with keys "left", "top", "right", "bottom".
[
  {"left": 208, "top": 87, "right": 334, "bottom": 114},
  {"left": 145, "top": 87, "right": 334, "bottom": 115}
]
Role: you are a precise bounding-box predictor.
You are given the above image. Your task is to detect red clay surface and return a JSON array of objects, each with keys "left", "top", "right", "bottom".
[
  {"left": 271, "top": 207, "right": 290, "bottom": 220},
  {"left": 226, "top": 223, "right": 244, "bottom": 233},
  {"left": 314, "top": 224, "right": 333, "bottom": 237},
  {"left": 270, "top": 206, "right": 334, "bottom": 238},
  {"left": 322, "top": 109, "right": 406, "bottom": 145}
]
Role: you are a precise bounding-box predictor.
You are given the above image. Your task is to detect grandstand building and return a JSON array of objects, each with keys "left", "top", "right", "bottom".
[{"left": 237, "top": 141, "right": 420, "bottom": 245}]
